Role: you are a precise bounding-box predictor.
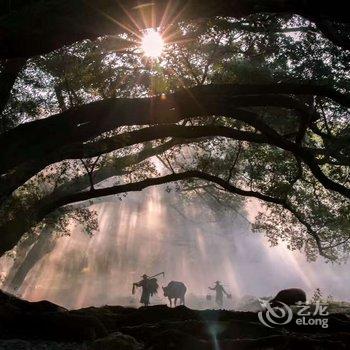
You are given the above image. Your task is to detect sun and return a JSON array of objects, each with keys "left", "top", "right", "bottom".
[{"left": 141, "top": 29, "right": 164, "bottom": 58}]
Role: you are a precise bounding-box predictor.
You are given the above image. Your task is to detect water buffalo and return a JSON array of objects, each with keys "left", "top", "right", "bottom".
[
  {"left": 269, "top": 288, "right": 307, "bottom": 308},
  {"left": 162, "top": 281, "right": 187, "bottom": 307}
]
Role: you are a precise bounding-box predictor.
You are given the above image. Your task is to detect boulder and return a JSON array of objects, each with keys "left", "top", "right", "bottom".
[
  {"left": 150, "top": 329, "right": 209, "bottom": 350},
  {"left": 0, "top": 289, "right": 107, "bottom": 341},
  {"left": 0, "top": 289, "right": 66, "bottom": 313},
  {"left": 19, "top": 312, "right": 108, "bottom": 341},
  {"left": 91, "top": 332, "right": 143, "bottom": 350}
]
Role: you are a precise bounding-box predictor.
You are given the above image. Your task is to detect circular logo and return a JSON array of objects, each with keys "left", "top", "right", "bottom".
[{"left": 258, "top": 302, "right": 293, "bottom": 328}]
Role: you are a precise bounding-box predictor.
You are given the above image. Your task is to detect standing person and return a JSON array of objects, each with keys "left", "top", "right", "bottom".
[
  {"left": 209, "top": 281, "right": 229, "bottom": 308},
  {"left": 133, "top": 274, "right": 159, "bottom": 307}
]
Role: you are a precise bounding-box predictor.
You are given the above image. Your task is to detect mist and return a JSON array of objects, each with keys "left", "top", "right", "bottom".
[{"left": 1, "top": 186, "right": 349, "bottom": 309}]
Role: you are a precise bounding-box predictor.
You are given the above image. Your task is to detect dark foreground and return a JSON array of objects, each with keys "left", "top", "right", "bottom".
[{"left": 1, "top": 291, "right": 350, "bottom": 349}]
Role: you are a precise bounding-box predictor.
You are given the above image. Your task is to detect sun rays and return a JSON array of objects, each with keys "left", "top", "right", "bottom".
[
  {"left": 141, "top": 29, "right": 164, "bottom": 57},
  {"left": 87, "top": 0, "right": 205, "bottom": 103},
  {"left": 92, "top": 1, "right": 191, "bottom": 60}
]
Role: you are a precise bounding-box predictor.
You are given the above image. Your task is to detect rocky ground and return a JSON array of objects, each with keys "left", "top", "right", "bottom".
[{"left": 1, "top": 290, "right": 350, "bottom": 349}]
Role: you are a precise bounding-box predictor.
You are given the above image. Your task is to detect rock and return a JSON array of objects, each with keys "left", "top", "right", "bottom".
[
  {"left": 0, "top": 339, "right": 87, "bottom": 349},
  {"left": 0, "top": 289, "right": 66, "bottom": 313},
  {"left": 149, "top": 329, "right": 209, "bottom": 350},
  {"left": 19, "top": 312, "right": 108, "bottom": 342},
  {"left": 0, "top": 289, "right": 107, "bottom": 341},
  {"left": 0, "top": 339, "right": 30, "bottom": 350},
  {"left": 90, "top": 332, "right": 143, "bottom": 350},
  {"left": 120, "top": 323, "right": 163, "bottom": 343},
  {"left": 113, "top": 305, "right": 200, "bottom": 328},
  {"left": 121, "top": 319, "right": 217, "bottom": 343},
  {"left": 220, "top": 320, "right": 282, "bottom": 339},
  {"left": 2, "top": 292, "right": 350, "bottom": 349}
]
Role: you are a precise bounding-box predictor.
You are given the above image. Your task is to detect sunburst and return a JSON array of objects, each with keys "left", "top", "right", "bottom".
[{"left": 141, "top": 29, "right": 164, "bottom": 58}]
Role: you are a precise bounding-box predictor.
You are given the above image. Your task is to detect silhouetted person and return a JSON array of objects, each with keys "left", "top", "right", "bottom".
[
  {"left": 133, "top": 274, "right": 150, "bottom": 306},
  {"left": 133, "top": 274, "right": 160, "bottom": 307},
  {"left": 209, "top": 281, "right": 229, "bottom": 307},
  {"left": 132, "top": 273, "right": 161, "bottom": 307}
]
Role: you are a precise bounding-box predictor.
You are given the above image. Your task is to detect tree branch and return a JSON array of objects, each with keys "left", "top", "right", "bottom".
[
  {"left": 2, "top": 112, "right": 350, "bottom": 204},
  {"left": 0, "top": 169, "right": 330, "bottom": 257},
  {"left": 1, "top": 83, "right": 346, "bottom": 174},
  {"left": 47, "top": 138, "right": 185, "bottom": 199},
  {"left": 1, "top": 0, "right": 349, "bottom": 59},
  {"left": 0, "top": 125, "right": 267, "bottom": 199}
]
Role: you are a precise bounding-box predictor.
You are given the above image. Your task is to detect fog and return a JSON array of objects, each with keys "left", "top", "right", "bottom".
[{"left": 0, "top": 186, "right": 349, "bottom": 309}]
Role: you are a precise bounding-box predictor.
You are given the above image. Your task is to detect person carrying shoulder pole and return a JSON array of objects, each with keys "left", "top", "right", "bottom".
[
  {"left": 132, "top": 272, "right": 164, "bottom": 306},
  {"left": 209, "top": 281, "right": 229, "bottom": 308}
]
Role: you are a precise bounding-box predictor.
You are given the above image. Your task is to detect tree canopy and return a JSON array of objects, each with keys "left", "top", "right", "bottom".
[{"left": 0, "top": 0, "right": 349, "bottom": 261}]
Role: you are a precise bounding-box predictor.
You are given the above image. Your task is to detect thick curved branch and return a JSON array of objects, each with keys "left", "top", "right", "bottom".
[
  {"left": 47, "top": 138, "right": 186, "bottom": 199},
  {"left": 0, "top": 140, "right": 183, "bottom": 254},
  {"left": 0, "top": 170, "right": 330, "bottom": 257},
  {"left": 1, "top": 83, "right": 345, "bottom": 173},
  {"left": 1, "top": 0, "right": 349, "bottom": 59},
  {"left": 0, "top": 125, "right": 266, "bottom": 198},
  {"left": 298, "top": 152, "right": 350, "bottom": 199},
  {"left": 2, "top": 112, "right": 350, "bottom": 204},
  {"left": 60, "top": 125, "right": 267, "bottom": 159}
]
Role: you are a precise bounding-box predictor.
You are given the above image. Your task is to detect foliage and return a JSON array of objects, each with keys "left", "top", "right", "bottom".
[{"left": 0, "top": 12, "right": 349, "bottom": 261}]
